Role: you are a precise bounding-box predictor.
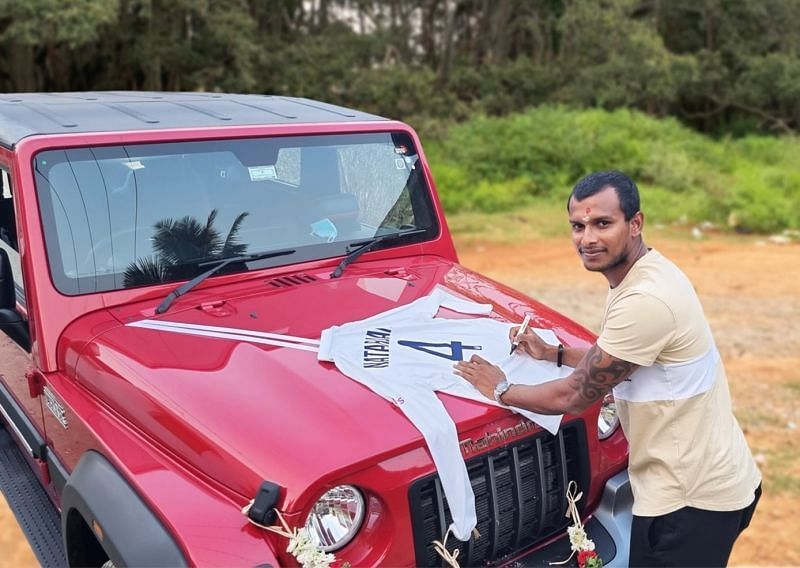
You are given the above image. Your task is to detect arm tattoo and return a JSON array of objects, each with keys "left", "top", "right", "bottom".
[{"left": 568, "top": 344, "right": 637, "bottom": 404}]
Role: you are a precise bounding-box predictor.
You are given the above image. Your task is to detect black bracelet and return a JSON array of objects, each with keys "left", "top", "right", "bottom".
[{"left": 557, "top": 343, "right": 564, "bottom": 367}]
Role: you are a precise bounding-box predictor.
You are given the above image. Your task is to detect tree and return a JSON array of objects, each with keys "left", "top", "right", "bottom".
[
  {"left": 0, "top": 0, "right": 119, "bottom": 91},
  {"left": 124, "top": 209, "right": 248, "bottom": 287}
]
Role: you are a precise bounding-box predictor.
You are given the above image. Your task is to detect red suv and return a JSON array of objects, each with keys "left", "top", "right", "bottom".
[{"left": 0, "top": 92, "right": 631, "bottom": 567}]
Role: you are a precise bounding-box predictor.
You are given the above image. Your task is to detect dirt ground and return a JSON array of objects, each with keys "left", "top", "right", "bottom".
[{"left": 1, "top": 232, "right": 798, "bottom": 566}]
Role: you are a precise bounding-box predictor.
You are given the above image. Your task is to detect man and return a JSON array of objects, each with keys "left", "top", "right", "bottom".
[{"left": 454, "top": 171, "right": 761, "bottom": 567}]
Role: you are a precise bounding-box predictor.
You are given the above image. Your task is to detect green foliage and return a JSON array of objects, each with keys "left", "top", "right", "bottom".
[
  {"left": 429, "top": 106, "right": 800, "bottom": 233},
  {"left": 258, "top": 23, "right": 383, "bottom": 101},
  {"left": 2, "top": 0, "right": 800, "bottom": 133},
  {"left": 0, "top": 0, "right": 119, "bottom": 45},
  {"left": 189, "top": 0, "right": 261, "bottom": 92},
  {"left": 0, "top": 1, "right": 798, "bottom": 232},
  {"left": 723, "top": 160, "right": 800, "bottom": 233}
]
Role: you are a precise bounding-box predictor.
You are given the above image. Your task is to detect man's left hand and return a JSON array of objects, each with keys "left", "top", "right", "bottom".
[{"left": 454, "top": 354, "right": 507, "bottom": 400}]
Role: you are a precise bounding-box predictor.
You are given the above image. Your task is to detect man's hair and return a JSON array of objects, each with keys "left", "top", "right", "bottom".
[{"left": 568, "top": 170, "right": 640, "bottom": 220}]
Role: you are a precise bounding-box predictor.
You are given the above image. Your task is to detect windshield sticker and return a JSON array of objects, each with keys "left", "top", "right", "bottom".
[
  {"left": 395, "top": 158, "right": 407, "bottom": 170},
  {"left": 124, "top": 160, "right": 145, "bottom": 170},
  {"left": 248, "top": 165, "right": 277, "bottom": 181}
]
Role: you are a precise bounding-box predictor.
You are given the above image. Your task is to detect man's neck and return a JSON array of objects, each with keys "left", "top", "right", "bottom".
[{"left": 605, "top": 241, "right": 648, "bottom": 288}]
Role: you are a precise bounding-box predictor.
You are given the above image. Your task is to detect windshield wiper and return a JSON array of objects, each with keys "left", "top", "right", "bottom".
[
  {"left": 155, "top": 249, "right": 296, "bottom": 314},
  {"left": 330, "top": 228, "right": 427, "bottom": 279}
]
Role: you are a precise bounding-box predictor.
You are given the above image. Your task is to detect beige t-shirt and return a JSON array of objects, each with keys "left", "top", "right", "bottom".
[{"left": 597, "top": 249, "right": 761, "bottom": 517}]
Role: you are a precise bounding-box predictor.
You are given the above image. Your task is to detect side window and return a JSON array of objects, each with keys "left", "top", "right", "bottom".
[{"left": 0, "top": 168, "right": 24, "bottom": 304}]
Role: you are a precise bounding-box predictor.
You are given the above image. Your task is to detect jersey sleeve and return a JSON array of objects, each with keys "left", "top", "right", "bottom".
[
  {"left": 433, "top": 287, "right": 493, "bottom": 317},
  {"left": 317, "top": 327, "right": 336, "bottom": 361},
  {"left": 597, "top": 291, "right": 676, "bottom": 367}
]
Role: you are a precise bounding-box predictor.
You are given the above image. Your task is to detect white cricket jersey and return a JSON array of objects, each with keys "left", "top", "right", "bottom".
[{"left": 318, "top": 287, "right": 570, "bottom": 541}]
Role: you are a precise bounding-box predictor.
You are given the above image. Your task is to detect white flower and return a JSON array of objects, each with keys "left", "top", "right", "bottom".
[
  {"left": 241, "top": 504, "right": 343, "bottom": 568},
  {"left": 549, "top": 482, "right": 602, "bottom": 567},
  {"left": 284, "top": 527, "right": 336, "bottom": 568},
  {"left": 567, "top": 524, "right": 595, "bottom": 553}
]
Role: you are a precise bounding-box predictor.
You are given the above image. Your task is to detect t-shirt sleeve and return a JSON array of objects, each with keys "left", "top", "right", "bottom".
[
  {"left": 434, "top": 287, "right": 493, "bottom": 316},
  {"left": 596, "top": 291, "right": 676, "bottom": 367}
]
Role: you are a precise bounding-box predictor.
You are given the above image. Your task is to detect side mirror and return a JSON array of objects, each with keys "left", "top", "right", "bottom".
[{"left": 0, "top": 248, "right": 30, "bottom": 351}]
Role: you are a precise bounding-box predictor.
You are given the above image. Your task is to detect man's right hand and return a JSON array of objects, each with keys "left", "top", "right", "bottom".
[{"left": 508, "top": 326, "right": 557, "bottom": 362}]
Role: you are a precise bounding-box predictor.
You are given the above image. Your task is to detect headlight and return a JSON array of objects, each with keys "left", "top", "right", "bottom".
[
  {"left": 304, "top": 485, "right": 365, "bottom": 552},
  {"left": 597, "top": 392, "right": 619, "bottom": 440}
]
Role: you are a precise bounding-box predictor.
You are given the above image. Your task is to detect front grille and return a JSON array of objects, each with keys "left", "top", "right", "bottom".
[{"left": 409, "top": 420, "right": 588, "bottom": 567}]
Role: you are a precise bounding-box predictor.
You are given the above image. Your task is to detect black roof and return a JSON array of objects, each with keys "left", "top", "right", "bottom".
[{"left": 0, "top": 91, "right": 389, "bottom": 148}]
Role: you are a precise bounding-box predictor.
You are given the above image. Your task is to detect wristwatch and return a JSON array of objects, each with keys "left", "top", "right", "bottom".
[{"left": 493, "top": 380, "right": 512, "bottom": 407}]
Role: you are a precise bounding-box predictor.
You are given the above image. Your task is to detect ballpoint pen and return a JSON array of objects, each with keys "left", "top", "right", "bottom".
[{"left": 510, "top": 314, "right": 531, "bottom": 355}]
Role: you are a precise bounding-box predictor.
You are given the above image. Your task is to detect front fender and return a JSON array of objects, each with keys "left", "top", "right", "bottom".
[{"left": 61, "top": 451, "right": 187, "bottom": 567}]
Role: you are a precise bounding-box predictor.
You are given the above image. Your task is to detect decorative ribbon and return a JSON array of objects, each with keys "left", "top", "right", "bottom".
[
  {"left": 432, "top": 527, "right": 461, "bottom": 568},
  {"left": 243, "top": 500, "right": 482, "bottom": 568},
  {"left": 241, "top": 502, "right": 340, "bottom": 568},
  {"left": 241, "top": 499, "right": 290, "bottom": 533},
  {"left": 549, "top": 480, "right": 584, "bottom": 566},
  {"left": 431, "top": 526, "right": 481, "bottom": 568}
]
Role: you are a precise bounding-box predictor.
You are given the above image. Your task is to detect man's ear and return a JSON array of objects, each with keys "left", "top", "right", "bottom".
[{"left": 630, "top": 210, "right": 644, "bottom": 237}]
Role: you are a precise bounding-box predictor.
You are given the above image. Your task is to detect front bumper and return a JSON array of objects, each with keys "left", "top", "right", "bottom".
[{"left": 511, "top": 469, "right": 632, "bottom": 567}]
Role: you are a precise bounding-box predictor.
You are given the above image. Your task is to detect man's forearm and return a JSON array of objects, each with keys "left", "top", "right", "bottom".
[
  {"left": 502, "top": 343, "right": 637, "bottom": 415},
  {"left": 455, "top": 344, "right": 636, "bottom": 416},
  {"left": 500, "top": 376, "right": 584, "bottom": 415}
]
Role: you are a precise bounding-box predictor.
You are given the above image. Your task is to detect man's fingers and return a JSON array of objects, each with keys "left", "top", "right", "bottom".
[
  {"left": 453, "top": 361, "right": 475, "bottom": 380},
  {"left": 517, "top": 338, "right": 534, "bottom": 354},
  {"left": 454, "top": 358, "right": 488, "bottom": 384}
]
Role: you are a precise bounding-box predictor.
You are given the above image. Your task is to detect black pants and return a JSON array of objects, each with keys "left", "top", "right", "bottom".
[{"left": 629, "top": 485, "right": 761, "bottom": 567}]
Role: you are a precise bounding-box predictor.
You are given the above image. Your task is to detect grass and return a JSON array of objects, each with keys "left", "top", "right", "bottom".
[
  {"left": 762, "top": 445, "right": 800, "bottom": 494},
  {"left": 447, "top": 202, "right": 570, "bottom": 244},
  {"left": 426, "top": 106, "right": 800, "bottom": 234},
  {"left": 737, "top": 408, "right": 787, "bottom": 430},
  {"left": 784, "top": 380, "right": 800, "bottom": 393},
  {"left": 446, "top": 202, "right": 733, "bottom": 245}
]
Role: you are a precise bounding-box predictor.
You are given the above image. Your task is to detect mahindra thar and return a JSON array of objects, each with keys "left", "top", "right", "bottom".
[{"left": 0, "top": 92, "right": 631, "bottom": 567}]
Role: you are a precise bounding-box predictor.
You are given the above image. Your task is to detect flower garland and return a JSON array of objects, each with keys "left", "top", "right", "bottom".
[
  {"left": 241, "top": 500, "right": 350, "bottom": 568},
  {"left": 550, "top": 481, "right": 603, "bottom": 568},
  {"left": 242, "top": 487, "right": 602, "bottom": 568}
]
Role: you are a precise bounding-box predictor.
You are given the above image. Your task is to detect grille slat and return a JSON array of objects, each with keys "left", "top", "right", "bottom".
[
  {"left": 409, "top": 421, "right": 588, "bottom": 567},
  {"left": 510, "top": 446, "right": 525, "bottom": 551}
]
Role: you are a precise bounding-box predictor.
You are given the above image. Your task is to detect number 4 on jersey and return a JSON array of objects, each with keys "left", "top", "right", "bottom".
[{"left": 398, "top": 340, "right": 482, "bottom": 361}]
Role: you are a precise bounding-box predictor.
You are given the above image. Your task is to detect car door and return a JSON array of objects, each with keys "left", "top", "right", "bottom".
[{"left": 0, "top": 166, "right": 47, "bottom": 459}]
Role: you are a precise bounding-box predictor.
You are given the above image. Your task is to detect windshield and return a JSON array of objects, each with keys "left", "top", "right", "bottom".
[{"left": 33, "top": 132, "right": 438, "bottom": 295}]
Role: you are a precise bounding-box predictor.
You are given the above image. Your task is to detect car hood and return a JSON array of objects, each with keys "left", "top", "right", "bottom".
[{"left": 70, "top": 256, "right": 593, "bottom": 507}]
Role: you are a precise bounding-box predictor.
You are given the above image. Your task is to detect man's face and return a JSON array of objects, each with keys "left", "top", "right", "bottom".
[{"left": 568, "top": 186, "right": 642, "bottom": 274}]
